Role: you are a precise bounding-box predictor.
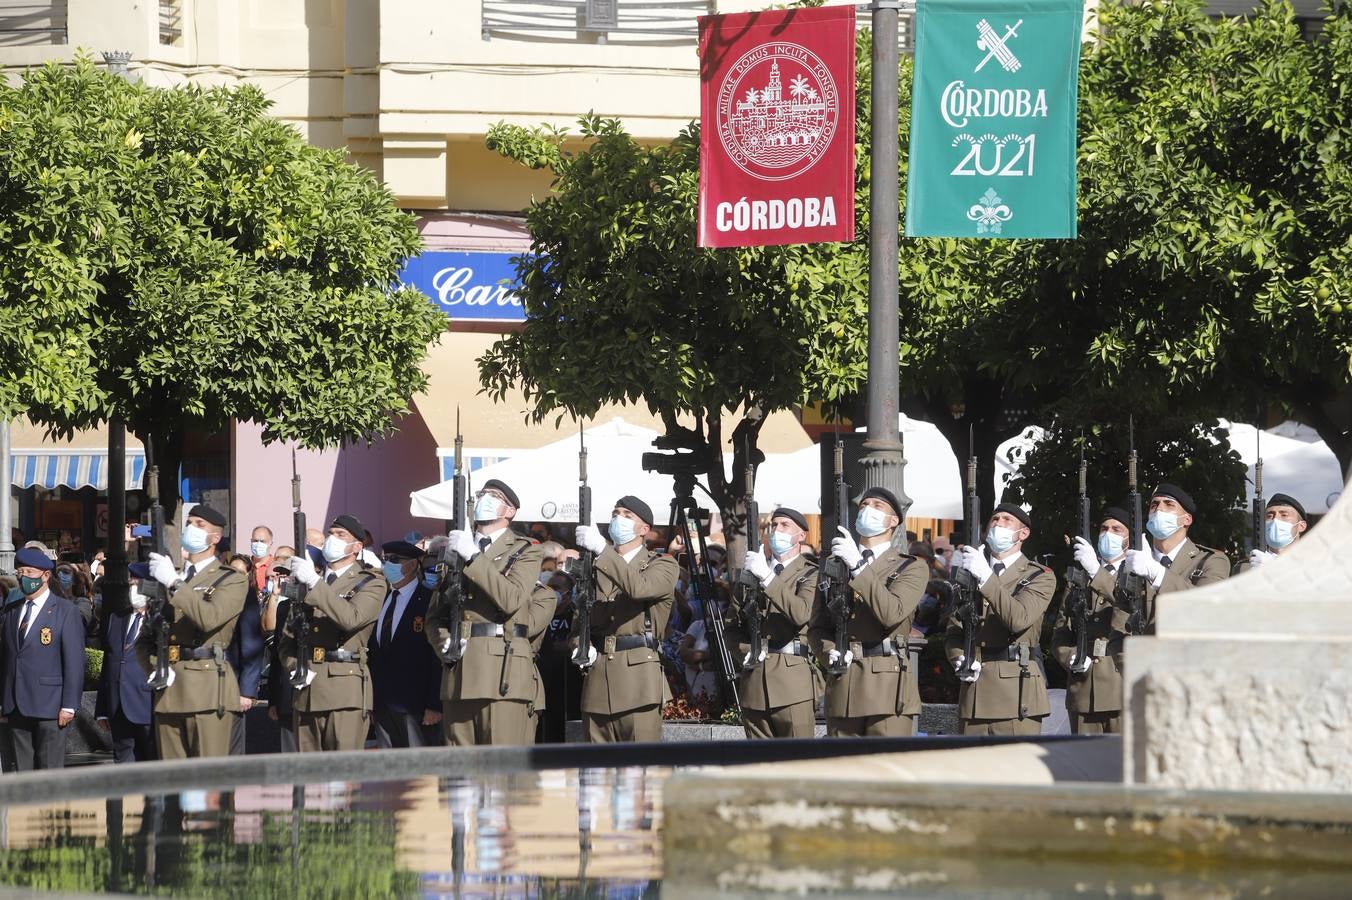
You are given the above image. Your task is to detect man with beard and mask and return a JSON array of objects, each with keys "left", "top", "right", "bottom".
[
  {"left": 573, "top": 496, "right": 678, "bottom": 743},
  {"left": 96, "top": 563, "right": 157, "bottom": 762},
  {"left": 945, "top": 503, "right": 1056, "bottom": 736},
  {"left": 369, "top": 540, "right": 443, "bottom": 748},
  {"left": 728, "top": 507, "right": 822, "bottom": 739},
  {"left": 1118, "top": 483, "right": 1229, "bottom": 636},
  {"left": 137, "top": 504, "right": 249, "bottom": 758},
  {"left": 1052, "top": 507, "right": 1131, "bottom": 735},
  {"left": 810, "top": 488, "right": 928, "bottom": 737},
  {"left": 426, "top": 479, "right": 543, "bottom": 746},
  {"left": 1237, "top": 493, "right": 1310, "bottom": 573},
  {"left": 281, "top": 514, "right": 387, "bottom": 752}
]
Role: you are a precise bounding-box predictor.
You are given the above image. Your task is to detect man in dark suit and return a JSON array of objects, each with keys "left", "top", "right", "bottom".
[
  {"left": 370, "top": 540, "right": 443, "bottom": 747},
  {"left": 95, "top": 563, "right": 157, "bottom": 762},
  {"left": 227, "top": 577, "right": 264, "bottom": 755},
  {"left": 1, "top": 547, "right": 86, "bottom": 769}
]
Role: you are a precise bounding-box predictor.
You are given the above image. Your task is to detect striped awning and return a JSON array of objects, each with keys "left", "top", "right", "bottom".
[{"left": 11, "top": 449, "right": 146, "bottom": 491}]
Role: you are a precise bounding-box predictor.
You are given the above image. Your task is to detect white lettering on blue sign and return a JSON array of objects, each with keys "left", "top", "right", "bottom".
[{"left": 431, "top": 266, "right": 523, "bottom": 309}]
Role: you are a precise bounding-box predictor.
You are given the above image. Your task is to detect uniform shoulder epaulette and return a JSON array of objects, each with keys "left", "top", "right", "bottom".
[{"left": 1193, "top": 544, "right": 1224, "bottom": 556}]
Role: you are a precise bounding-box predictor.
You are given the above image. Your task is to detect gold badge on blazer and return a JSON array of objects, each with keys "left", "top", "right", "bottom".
[
  {"left": 39, "top": 627, "right": 52, "bottom": 645},
  {"left": 412, "top": 616, "right": 424, "bottom": 633}
]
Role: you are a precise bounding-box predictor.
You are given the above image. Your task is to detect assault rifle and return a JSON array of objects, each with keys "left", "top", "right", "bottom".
[
  {"left": 820, "top": 440, "right": 853, "bottom": 677},
  {"left": 142, "top": 438, "right": 172, "bottom": 691},
  {"left": 433, "top": 410, "right": 470, "bottom": 665},
  {"left": 569, "top": 426, "right": 597, "bottom": 666},
  {"left": 285, "top": 450, "right": 312, "bottom": 689},
  {"left": 1121, "top": 417, "right": 1148, "bottom": 634},
  {"left": 672, "top": 478, "right": 740, "bottom": 711},
  {"left": 1066, "top": 437, "right": 1093, "bottom": 676},
  {"left": 951, "top": 426, "right": 983, "bottom": 679},
  {"left": 732, "top": 425, "right": 766, "bottom": 669},
  {"left": 1252, "top": 424, "right": 1267, "bottom": 553}
]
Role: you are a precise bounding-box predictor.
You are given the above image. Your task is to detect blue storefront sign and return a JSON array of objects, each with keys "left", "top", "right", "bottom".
[{"left": 397, "top": 250, "right": 527, "bottom": 323}]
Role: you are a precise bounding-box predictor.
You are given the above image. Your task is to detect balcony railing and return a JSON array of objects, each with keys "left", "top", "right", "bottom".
[{"left": 0, "top": 0, "right": 67, "bottom": 47}]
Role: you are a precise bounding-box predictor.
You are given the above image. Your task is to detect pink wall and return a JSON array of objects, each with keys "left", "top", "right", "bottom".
[{"left": 232, "top": 411, "right": 442, "bottom": 556}]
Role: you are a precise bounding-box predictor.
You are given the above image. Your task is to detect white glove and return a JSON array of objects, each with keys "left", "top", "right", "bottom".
[
  {"left": 741, "top": 647, "right": 769, "bottom": 668},
  {"left": 1069, "top": 651, "right": 1093, "bottom": 676},
  {"left": 289, "top": 552, "right": 319, "bottom": 588},
  {"left": 1071, "top": 536, "right": 1101, "bottom": 578},
  {"left": 573, "top": 644, "right": 598, "bottom": 669},
  {"left": 830, "top": 526, "right": 864, "bottom": 571},
  {"left": 439, "top": 637, "right": 470, "bottom": 659},
  {"left": 147, "top": 553, "right": 180, "bottom": 588},
  {"left": 1248, "top": 549, "right": 1277, "bottom": 568},
  {"left": 953, "top": 655, "right": 982, "bottom": 683},
  {"left": 743, "top": 549, "right": 771, "bottom": 584},
  {"left": 1126, "top": 535, "right": 1167, "bottom": 586},
  {"left": 827, "top": 648, "right": 855, "bottom": 669},
  {"left": 576, "top": 525, "right": 607, "bottom": 555},
  {"left": 147, "top": 667, "right": 175, "bottom": 688},
  {"left": 955, "top": 546, "right": 994, "bottom": 587},
  {"left": 449, "top": 529, "right": 480, "bottom": 562},
  {"left": 287, "top": 667, "right": 316, "bottom": 688}
]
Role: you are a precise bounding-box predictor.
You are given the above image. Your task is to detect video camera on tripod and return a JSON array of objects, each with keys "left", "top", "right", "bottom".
[{"left": 640, "top": 432, "right": 707, "bottom": 479}]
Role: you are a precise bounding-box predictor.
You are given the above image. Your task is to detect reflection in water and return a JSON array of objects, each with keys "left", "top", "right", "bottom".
[{"left": 0, "top": 769, "right": 664, "bottom": 898}]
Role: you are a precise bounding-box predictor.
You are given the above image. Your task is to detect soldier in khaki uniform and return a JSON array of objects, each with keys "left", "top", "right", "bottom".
[
  {"left": 728, "top": 507, "right": 822, "bottom": 739},
  {"left": 1053, "top": 506, "right": 1131, "bottom": 735},
  {"left": 140, "top": 504, "right": 249, "bottom": 758},
  {"left": 1120, "top": 483, "right": 1229, "bottom": 636},
  {"left": 426, "top": 478, "right": 544, "bottom": 746},
  {"left": 810, "top": 488, "right": 928, "bottom": 737},
  {"left": 573, "top": 495, "right": 678, "bottom": 743},
  {"left": 946, "top": 503, "right": 1056, "bottom": 736},
  {"left": 281, "top": 513, "right": 387, "bottom": 752},
  {"left": 1238, "top": 492, "right": 1309, "bottom": 573}
]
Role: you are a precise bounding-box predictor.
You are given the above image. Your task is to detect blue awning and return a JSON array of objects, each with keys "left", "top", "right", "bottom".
[{"left": 11, "top": 449, "right": 145, "bottom": 491}]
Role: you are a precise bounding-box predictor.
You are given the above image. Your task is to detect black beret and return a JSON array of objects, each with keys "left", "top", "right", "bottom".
[
  {"left": 770, "top": 507, "right": 809, "bottom": 531},
  {"left": 993, "top": 502, "right": 1032, "bottom": 528},
  {"left": 616, "top": 495, "right": 655, "bottom": 526},
  {"left": 128, "top": 562, "right": 151, "bottom": 580},
  {"left": 14, "top": 547, "right": 53, "bottom": 571},
  {"left": 1151, "top": 483, "right": 1196, "bottom": 516},
  {"left": 189, "top": 504, "right": 227, "bottom": 528},
  {"left": 1267, "top": 493, "right": 1306, "bottom": 521},
  {"left": 381, "top": 540, "right": 424, "bottom": 560},
  {"left": 330, "top": 514, "right": 366, "bottom": 540},
  {"left": 1100, "top": 506, "right": 1131, "bottom": 529},
  {"left": 860, "top": 487, "right": 903, "bottom": 517},
  {"left": 481, "top": 479, "right": 520, "bottom": 510}
]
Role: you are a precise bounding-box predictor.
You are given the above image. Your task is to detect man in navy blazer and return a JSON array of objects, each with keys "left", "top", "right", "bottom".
[
  {"left": 370, "top": 541, "right": 443, "bottom": 747},
  {"left": 95, "top": 563, "right": 156, "bottom": 762},
  {"left": 227, "top": 575, "right": 263, "bottom": 755},
  {"left": 1, "top": 547, "right": 86, "bottom": 769}
]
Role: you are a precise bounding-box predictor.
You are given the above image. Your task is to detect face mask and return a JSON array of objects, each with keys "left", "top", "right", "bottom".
[
  {"left": 769, "top": 531, "right": 796, "bottom": 558},
  {"left": 250, "top": 541, "right": 270, "bottom": 558},
  {"left": 474, "top": 494, "right": 502, "bottom": 522},
  {"left": 985, "top": 525, "right": 1017, "bottom": 555},
  {"left": 1146, "top": 511, "right": 1179, "bottom": 541},
  {"left": 855, "top": 506, "right": 888, "bottom": 538},
  {"left": 1097, "top": 532, "right": 1125, "bottom": 561},
  {"left": 19, "top": 575, "right": 43, "bottom": 596},
  {"left": 181, "top": 524, "right": 211, "bottom": 554},
  {"left": 322, "top": 534, "right": 351, "bottom": 563},
  {"left": 422, "top": 570, "right": 439, "bottom": 589},
  {"left": 609, "top": 515, "right": 637, "bottom": 546},
  {"left": 56, "top": 571, "right": 74, "bottom": 590},
  {"left": 1265, "top": 518, "right": 1296, "bottom": 549},
  {"left": 129, "top": 590, "right": 147, "bottom": 610},
  {"left": 382, "top": 561, "right": 405, "bottom": 583}
]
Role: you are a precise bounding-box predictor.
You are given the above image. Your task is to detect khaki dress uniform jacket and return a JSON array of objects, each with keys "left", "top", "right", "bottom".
[
  {"left": 944, "top": 552, "right": 1055, "bottom": 735},
  {"left": 1109, "top": 538, "right": 1228, "bottom": 678},
  {"left": 1051, "top": 561, "right": 1126, "bottom": 734},
  {"left": 726, "top": 553, "right": 822, "bottom": 739},
  {"left": 809, "top": 545, "right": 927, "bottom": 738},
  {"left": 575, "top": 545, "right": 677, "bottom": 743},
  {"left": 280, "top": 562, "right": 387, "bottom": 752},
  {"left": 137, "top": 559, "right": 248, "bottom": 759},
  {"left": 425, "top": 530, "right": 544, "bottom": 746}
]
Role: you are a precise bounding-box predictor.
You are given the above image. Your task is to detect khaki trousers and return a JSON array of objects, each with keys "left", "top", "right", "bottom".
[
  {"left": 1070, "top": 710, "right": 1121, "bottom": 735},
  {"left": 585, "top": 705, "right": 662, "bottom": 743},
  {"left": 157, "top": 711, "right": 233, "bottom": 759},
  {"left": 826, "top": 713, "right": 915, "bottom": 738},
  {"left": 742, "top": 700, "right": 816, "bottom": 739},
  {"left": 295, "top": 709, "right": 368, "bottom": 752},
  {"left": 961, "top": 716, "right": 1044, "bottom": 736},
  {"left": 443, "top": 699, "right": 532, "bottom": 746}
]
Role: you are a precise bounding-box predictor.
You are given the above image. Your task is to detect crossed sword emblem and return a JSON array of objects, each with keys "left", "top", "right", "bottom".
[{"left": 975, "top": 18, "right": 1023, "bottom": 73}]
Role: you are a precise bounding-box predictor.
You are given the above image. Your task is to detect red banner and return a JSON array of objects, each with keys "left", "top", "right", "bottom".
[{"left": 698, "top": 5, "right": 856, "bottom": 248}]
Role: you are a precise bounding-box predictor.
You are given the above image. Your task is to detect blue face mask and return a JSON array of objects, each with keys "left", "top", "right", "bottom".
[
  {"left": 382, "top": 561, "right": 405, "bottom": 583},
  {"left": 1265, "top": 518, "right": 1296, "bottom": 549},
  {"left": 1097, "top": 531, "right": 1125, "bottom": 561},
  {"left": 474, "top": 494, "right": 502, "bottom": 522},
  {"left": 1146, "top": 511, "right": 1180, "bottom": 541},
  {"left": 421, "top": 569, "right": 439, "bottom": 589},
  {"left": 609, "top": 515, "right": 637, "bottom": 546},
  {"left": 56, "top": 571, "right": 74, "bottom": 590},
  {"left": 768, "top": 531, "right": 796, "bottom": 558},
  {"left": 985, "top": 525, "right": 1017, "bottom": 555},
  {"left": 855, "top": 506, "right": 888, "bottom": 538},
  {"left": 181, "top": 524, "right": 210, "bottom": 554}
]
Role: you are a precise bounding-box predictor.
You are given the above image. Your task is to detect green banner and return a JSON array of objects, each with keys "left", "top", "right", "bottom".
[{"left": 905, "top": 0, "right": 1085, "bottom": 239}]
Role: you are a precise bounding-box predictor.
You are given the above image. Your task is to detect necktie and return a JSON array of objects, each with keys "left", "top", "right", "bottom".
[
  {"left": 479, "top": 536, "right": 492, "bottom": 552},
  {"left": 185, "top": 564, "right": 197, "bottom": 582},
  {"left": 326, "top": 572, "right": 337, "bottom": 585},
  {"left": 1160, "top": 556, "right": 1172, "bottom": 569},
  {"left": 774, "top": 563, "right": 784, "bottom": 576},
  {"left": 126, "top": 613, "right": 142, "bottom": 649},
  {"left": 379, "top": 591, "right": 397, "bottom": 647},
  {"left": 17, "top": 601, "right": 33, "bottom": 647},
  {"left": 992, "top": 562, "right": 1006, "bottom": 576}
]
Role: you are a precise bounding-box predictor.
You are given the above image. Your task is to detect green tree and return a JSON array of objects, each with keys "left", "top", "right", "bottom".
[{"left": 0, "top": 58, "right": 444, "bottom": 511}]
